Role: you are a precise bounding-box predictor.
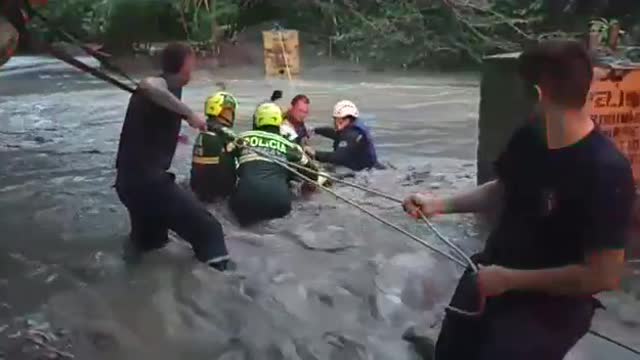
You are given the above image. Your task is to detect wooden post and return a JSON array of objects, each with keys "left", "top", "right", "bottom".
[{"left": 210, "top": 0, "right": 217, "bottom": 53}]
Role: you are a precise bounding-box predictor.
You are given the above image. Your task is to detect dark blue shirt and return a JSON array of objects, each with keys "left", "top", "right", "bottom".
[{"left": 483, "top": 124, "right": 635, "bottom": 270}]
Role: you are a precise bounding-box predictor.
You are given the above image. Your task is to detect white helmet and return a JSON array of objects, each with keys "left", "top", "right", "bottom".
[{"left": 333, "top": 100, "right": 359, "bottom": 118}]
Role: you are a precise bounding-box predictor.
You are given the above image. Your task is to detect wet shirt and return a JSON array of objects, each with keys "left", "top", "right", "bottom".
[
  {"left": 190, "top": 119, "right": 236, "bottom": 199},
  {"left": 314, "top": 125, "right": 376, "bottom": 171},
  {"left": 115, "top": 76, "right": 182, "bottom": 183},
  {"left": 281, "top": 113, "right": 309, "bottom": 145},
  {"left": 483, "top": 123, "right": 635, "bottom": 271}
]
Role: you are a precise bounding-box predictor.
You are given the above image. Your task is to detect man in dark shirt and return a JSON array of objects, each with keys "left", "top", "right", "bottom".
[
  {"left": 306, "top": 100, "right": 381, "bottom": 171},
  {"left": 115, "top": 43, "right": 233, "bottom": 271},
  {"left": 403, "top": 40, "right": 635, "bottom": 359}
]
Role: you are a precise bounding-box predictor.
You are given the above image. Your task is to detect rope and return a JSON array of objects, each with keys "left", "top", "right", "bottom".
[
  {"left": 588, "top": 329, "right": 640, "bottom": 356},
  {"left": 254, "top": 149, "right": 468, "bottom": 268},
  {"left": 24, "top": 5, "right": 138, "bottom": 92},
  {"left": 214, "top": 144, "right": 478, "bottom": 270},
  {"left": 278, "top": 30, "right": 294, "bottom": 84},
  {"left": 44, "top": 44, "right": 136, "bottom": 93},
  {"left": 204, "top": 129, "right": 467, "bottom": 267},
  {"left": 232, "top": 140, "right": 486, "bottom": 316}
]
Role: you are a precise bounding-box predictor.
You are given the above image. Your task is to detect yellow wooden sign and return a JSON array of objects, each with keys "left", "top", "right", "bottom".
[{"left": 262, "top": 30, "right": 300, "bottom": 77}]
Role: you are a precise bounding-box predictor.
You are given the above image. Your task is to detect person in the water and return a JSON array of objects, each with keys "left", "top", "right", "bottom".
[
  {"left": 280, "top": 94, "right": 311, "bottom": 146},
  {"left": 190, "top": 91, "right": 238, "bottom": 202},
  {"left": 229, "top": 102, "right": 320, "bottom": 226},
  {"left": 115, "top": 43, "right": 233, "bottom": 271},
  {"left": 253, "top": 90, "right": 283, "bottom": 130},
  {"left": 403, "top": 39, "right": 634, "bottom": 360},
  {"left": 306, "top": 100, "right": 382, "bottom": 171}
]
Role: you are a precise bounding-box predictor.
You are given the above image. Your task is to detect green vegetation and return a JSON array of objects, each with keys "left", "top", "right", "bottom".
[{"left": 27, "top": 0, "right": 640, "bottom": 69}]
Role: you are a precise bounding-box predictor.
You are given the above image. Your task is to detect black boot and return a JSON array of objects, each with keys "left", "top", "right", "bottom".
[{"left": 208, "top": 258, "right": 237, "bottom": 272}]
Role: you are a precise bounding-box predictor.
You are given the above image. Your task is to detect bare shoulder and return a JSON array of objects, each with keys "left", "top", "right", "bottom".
[{"left": 138, "top": 76, "right": 167, "bottom": 90}]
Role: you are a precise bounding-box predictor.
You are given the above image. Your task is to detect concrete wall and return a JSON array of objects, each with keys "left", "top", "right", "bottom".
[{"left": 476, "top": 52, "right": 536, "bottom": 185}]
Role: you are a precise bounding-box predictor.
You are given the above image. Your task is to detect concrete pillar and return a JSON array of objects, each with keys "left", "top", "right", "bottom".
[{"left": 476, "top": 52, "right": 536, "bottom": 185}]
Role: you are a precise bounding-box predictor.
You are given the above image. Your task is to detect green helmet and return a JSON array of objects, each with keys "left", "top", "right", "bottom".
[
  {"left": 254, "top": 102, "right": 283, "bottom": 128},
  {"left": 204, "top": 91, "right": 238, "bottom": 126}
]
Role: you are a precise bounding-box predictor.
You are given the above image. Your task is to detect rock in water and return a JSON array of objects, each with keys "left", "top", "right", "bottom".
[
  {"left": 287, "top": 222, "right": 360, "bottom": 251},
  {"left": 0, "top": 16, "right": 19, "bottom": 68}
]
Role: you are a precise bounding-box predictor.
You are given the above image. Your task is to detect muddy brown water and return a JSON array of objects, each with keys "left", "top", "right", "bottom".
[{"left": 0, "top": 57, "right": 639, "bottom": 359}]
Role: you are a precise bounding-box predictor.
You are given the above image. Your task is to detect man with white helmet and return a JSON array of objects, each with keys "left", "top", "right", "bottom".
[{"left": 306, "top": 100, "right": 381, "bottom": 171}]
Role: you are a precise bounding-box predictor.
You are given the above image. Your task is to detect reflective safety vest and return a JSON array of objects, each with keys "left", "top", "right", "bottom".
[{"left": 236, "top": 130, "right": 309, "bottom": 167}]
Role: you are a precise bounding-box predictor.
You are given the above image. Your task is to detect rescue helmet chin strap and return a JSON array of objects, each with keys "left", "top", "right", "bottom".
[{"left": 217, "top": 112, "right": 234, "bottom": 127}]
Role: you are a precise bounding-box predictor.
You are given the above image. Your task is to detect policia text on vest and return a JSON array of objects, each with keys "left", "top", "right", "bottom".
[{"left": 229, "top": 129, "right": 318, "bottom": 226}]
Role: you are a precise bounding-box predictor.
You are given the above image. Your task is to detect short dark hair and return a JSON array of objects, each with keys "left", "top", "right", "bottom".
[
  {"left": 291, "top": 94, "right": 310, "bottom": 106},
  {"left": 161, "top": 42, "right": 194, "bottom": 74},
  {"left": 518, "top": 39, "right": 593, "bottom": 109}
]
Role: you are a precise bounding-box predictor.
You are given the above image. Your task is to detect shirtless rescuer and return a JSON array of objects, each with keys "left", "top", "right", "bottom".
[
  {"left": 403, "top": 40, "right": 635, "bottom": 359},
  {"left": 115, "top": 43, "right": 233, "bottom": 271},
  {"left": 229, "top": 102, "right": 321, "bottom": 226},
  {"left": 190, "top": 91, "right": 239, "bottom": 202},
  {"left": 306, "top": 100, "right": 382, "bottom": 171}
]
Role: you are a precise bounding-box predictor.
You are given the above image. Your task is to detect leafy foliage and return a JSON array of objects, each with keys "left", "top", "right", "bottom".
[{"left": 25, "top": 0, "right": 640, "bottom": 67}]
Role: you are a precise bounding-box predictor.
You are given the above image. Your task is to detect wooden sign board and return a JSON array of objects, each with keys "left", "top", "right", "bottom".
[
  {"left": 262, "top": 30, "right": 300, "bottom": 77},
  {"left": 588, "top": 68, "right": 640, "bottom": 184}
]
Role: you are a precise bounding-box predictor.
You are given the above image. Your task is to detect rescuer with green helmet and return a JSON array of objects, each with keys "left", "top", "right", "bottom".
[
  {"left": 190, "top": 91, "right": 238, "bottom": 202},
  {"left": 229, "top": 102, "right": 319, "bottom": 225}
]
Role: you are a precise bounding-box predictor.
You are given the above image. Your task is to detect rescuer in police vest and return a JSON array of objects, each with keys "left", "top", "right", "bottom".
[
  {"left": 190, "top": 91, "right": 238, "bottom": 202},
  {"left": 229, "top": 102, "right": 320, "bottom": 226}
]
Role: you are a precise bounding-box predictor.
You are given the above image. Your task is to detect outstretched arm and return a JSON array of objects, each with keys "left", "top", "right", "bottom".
[
  {"left": 137, "top": 77, "right": 205, "bottom": 130},
  {"left": 286, "top": 144, "right": 319, "bottom": 181},
  {"left": 313, "top": 128, "right": 364, "bottom": 168},
  {"left": 488, "top": 250, "right": 625, "bottom": 296},
  {"left": 314, "top": 127, "right": 339, "bottom": 140},
  {"left": 403, "top": 180, "right": 504, "bottom": 217}
]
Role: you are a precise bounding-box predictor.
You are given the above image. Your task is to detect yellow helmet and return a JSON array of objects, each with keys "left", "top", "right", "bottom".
[
  {"left": 254, "top": 102, "right": 283, "bottom": 128},
  {"left": 204, "top": 91, "right": 238, "bottom": 125}
]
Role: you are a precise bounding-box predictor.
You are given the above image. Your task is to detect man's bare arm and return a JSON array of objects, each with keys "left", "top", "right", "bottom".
[
  {"left": 443, "top": 180, "right": 504, "bottom": 214},
  {"left": 403, "top": 180, "right": 504, "bottom": 217},
  {"left": 504, "top": 249, "right": 625, "bottom": 295},
  {"left": 138, "top": 77, "right": 195, "bottom": 119}
]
